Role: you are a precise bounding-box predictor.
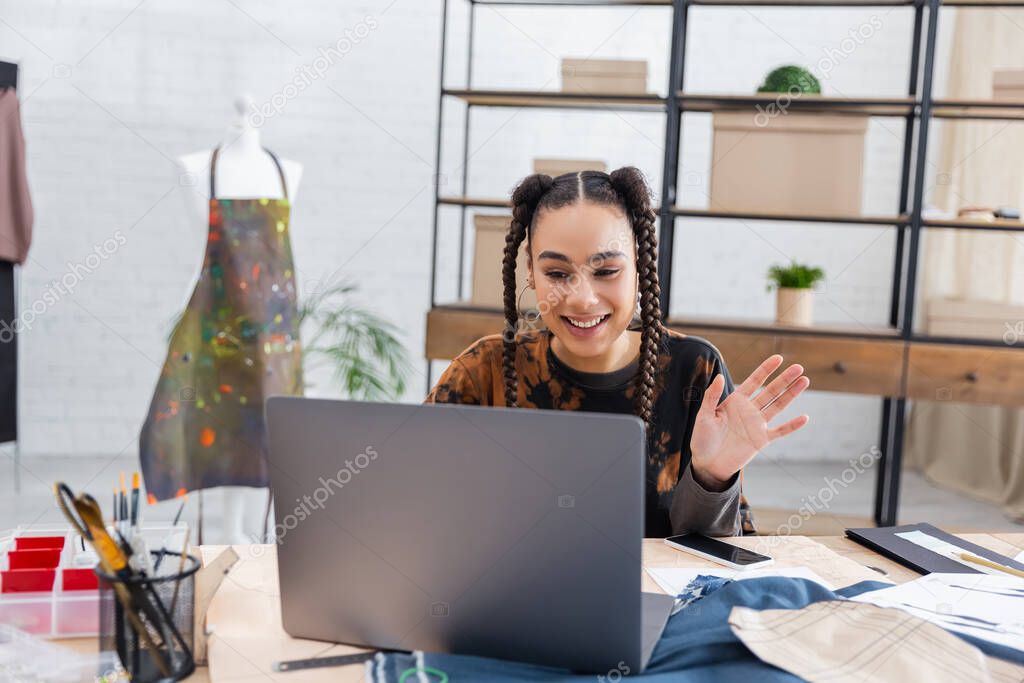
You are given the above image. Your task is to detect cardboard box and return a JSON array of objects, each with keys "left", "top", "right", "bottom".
[
  {"left": 561, "top": 58, "right": 647, "bottom": 95},
  {"left": 471, "top": 214, "right": 536, "bottom": 310},
  {"left": 709, "top": 111, "right": 868, "bottom": 216},
  {"left": 925, "top": 298, "right": 1024, "bottom": 341},
  {"left": 993, "top": 69, "right": 1024, "bottom": 101},
  {"left": 533, "top": 158, "right": 608, "bottom": 177}
]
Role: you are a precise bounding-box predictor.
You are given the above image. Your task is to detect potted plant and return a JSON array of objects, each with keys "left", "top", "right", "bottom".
[
  {"left": 709, "top": 64, "right": 868, "bottom": 217},
  {"left": 756, "top": 65, "right": 821, "bottom": 95},
  {"left": 767, "top": 262, "right": 825, "bottom": 327}
]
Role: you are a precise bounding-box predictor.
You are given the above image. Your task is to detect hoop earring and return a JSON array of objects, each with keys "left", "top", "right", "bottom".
[{"left": 517, "top": 283, "right": 532, "bottom": 311}]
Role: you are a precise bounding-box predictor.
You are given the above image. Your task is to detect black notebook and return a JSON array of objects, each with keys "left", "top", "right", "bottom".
[{"left": 845, "top": 522, "right": 1024, "bottom": 575}]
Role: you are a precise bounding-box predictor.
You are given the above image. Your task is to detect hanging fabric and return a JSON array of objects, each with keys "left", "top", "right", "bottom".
[
  {"left": 0, "top": 77, "right": 33, "bottom": 445},
  {"left": 139, "top": 147, "right": 303, "bottom": 501}
]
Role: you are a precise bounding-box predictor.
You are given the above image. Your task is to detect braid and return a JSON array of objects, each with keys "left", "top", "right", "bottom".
[
  {"left": 502, "top": 173, "right": 553, "bottom": 407},
  {"left": 609, "top": 167, "right": 664, "bottom": 434}
]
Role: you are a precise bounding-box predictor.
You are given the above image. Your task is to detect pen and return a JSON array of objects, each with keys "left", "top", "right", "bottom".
[
  {"left": 957, "top": 552, "right": 1024, "bottom": 579},
  {"left": 113, "top": 488, "right": 119, "bottom": 528}
]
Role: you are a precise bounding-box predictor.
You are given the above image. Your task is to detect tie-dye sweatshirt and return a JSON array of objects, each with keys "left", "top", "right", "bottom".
[{"left": 425, "top": 326, "right": 755, "bottom": 538}]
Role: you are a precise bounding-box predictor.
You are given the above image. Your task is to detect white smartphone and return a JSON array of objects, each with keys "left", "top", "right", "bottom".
[{"left": 664, "top": 533, "right": 774, "bottom": 570}]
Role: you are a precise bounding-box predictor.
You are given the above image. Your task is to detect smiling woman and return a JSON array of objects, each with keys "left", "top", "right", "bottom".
[{"left": 425, "top": 168, "right": 811, "bottom": 538}]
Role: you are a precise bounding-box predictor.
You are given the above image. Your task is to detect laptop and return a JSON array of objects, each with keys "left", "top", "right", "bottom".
[{"left": 265, "top": 397, "right": 674, "bottom": 674}]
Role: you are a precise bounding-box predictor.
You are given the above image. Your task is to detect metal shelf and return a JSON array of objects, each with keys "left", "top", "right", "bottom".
[
  {"left": 444, "top": 88, "right": 667, "bottom": 112},
  {"left": 430, "top": 0, "right": 1021, "bottom": 530},
  {"left": 671, "top": 207, "right": 910, "bottom": 226},
  {"left": 678, "top": 92, "right": 916, "bottom": 117}
]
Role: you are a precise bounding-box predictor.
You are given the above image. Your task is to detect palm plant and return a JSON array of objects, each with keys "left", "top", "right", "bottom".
[{"left": 298, "top": 280, "right": 412, "bottom": 400}]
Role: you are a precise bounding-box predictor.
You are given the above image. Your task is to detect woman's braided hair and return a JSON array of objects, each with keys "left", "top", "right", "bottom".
[{"left": 501, "top": 167, "right": 665, "bottom": 433}]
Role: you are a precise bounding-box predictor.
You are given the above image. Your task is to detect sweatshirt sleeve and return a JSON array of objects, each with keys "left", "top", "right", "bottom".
[
  {"left": 669, "top": 462, "right": 742, "bottom": 537},
  {"left": 668, "top": 341, "right": 743, "bottom": 537}
]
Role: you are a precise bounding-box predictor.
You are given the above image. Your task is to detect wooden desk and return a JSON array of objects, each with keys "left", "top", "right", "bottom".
[{"left": 59, "top": 534, "right": 1024, "bottom": 682}]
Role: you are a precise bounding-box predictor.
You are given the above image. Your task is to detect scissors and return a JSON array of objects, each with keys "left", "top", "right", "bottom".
[{"left": 55, "top": 482, "right": 172, "bottom": 677}]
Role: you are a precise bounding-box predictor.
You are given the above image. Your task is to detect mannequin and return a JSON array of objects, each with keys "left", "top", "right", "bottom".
[{"left": 174, "top": 95, "right": 303, "bottom": 544}]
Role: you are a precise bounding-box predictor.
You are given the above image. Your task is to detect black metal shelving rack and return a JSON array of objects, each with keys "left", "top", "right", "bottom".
[{"left": 428, "top": 0, "right": 1024, "bottom": 527}]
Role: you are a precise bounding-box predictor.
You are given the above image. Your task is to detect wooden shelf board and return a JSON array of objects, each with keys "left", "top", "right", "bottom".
[
  {"left": 439, "top": 196, "right": 665, "bottom": 210},
  {"left": 923, "top": 217, "right": 1024, "bottom": 232},
  {"left": 426, "top": 304, "right": 898, "bottom": 340},
  {"left": 438, "top": 200, "right": 909, "bottom": 228},
  {"left": 425, "top": 305, "right": 906, "bottom": 396},
  {"left": 691, "top": 0, "right": 911, "bottom": 4},
  {"left": 672, "top": 207, "right": 909, "bottom": 226},
  {"left": 444, "top": 89, "right": 667, "bottom": 112},
  {"left": 477, "top": 0, "right": 913, "bottom": 5},
  {"left": 677, "top": 92, "right": 915, "bottom": 117},
  {"left": 439, "top": 196, "right": 511, "bottom": 208},
  {"left": 668, "top": 315, "right": 900, "bottom": 339},
  {"left": 931, "top": 98, "right": 1024, "bottom": 121},
  {"left": 473, "top": 0, "right": 670, "bottom": 5},
  {"left": 942, "top": 0, "right": 1024, "bottom": 6}
]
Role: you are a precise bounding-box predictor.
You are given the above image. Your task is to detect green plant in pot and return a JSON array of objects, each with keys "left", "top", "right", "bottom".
[
  {"left": 757, "top": 65, "right": 822, "bottom": 95},
  {"left": 299, "top": 279, "right": 412, "bottom": 400},
  {"left": 767, "top": 262, "right": 825, "bottom": 327}
]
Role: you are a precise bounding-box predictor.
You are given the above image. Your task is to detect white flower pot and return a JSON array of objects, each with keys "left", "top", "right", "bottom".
[{"left": 776, "top": 287, "right": 814, "bottom": 327}]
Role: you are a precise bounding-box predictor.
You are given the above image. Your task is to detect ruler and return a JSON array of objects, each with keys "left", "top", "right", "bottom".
[{"left": 273, "top": 651, "right": 379, "bottom": 672}]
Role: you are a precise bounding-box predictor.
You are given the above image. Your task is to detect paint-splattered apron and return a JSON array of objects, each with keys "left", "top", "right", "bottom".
[{"left": 139, "top": 147, "right": 303, "bottom": 502}]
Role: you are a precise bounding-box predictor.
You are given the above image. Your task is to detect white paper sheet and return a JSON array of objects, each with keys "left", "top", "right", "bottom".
[
  {"left": 894, "top": 529, "right": 1009, "bottom": 574},
  {"left": 646, "top": 565, "right": 836, "bottom": 596},
  {"left": 851, "top": 572, "right": 1024, "bottom": 653}
]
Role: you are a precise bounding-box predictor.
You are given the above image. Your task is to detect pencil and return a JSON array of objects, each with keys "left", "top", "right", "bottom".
[{"left": 957, "top": 552, "right": 1024, "bottom": 579}]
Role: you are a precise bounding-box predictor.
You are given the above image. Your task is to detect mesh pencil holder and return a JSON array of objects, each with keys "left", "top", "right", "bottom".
[{"left": 96, "top": 551, "right": 200, "bottom": 682}]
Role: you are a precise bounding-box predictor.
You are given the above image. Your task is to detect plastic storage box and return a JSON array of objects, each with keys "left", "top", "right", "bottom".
[{"left": 0, "top": 523, "right": 187, "bottom": 639}]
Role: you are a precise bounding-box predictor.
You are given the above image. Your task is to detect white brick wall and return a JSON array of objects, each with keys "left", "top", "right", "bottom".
[{"left": 0, "top": 1, "right": 952, "bottom": 463}]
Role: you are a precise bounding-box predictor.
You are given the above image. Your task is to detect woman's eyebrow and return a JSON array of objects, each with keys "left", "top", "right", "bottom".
[
  {"left": 537, "top": 251, "right": 570, "bottom": 263},
  {"left": 537, "top": 250, "right": 626, "bottom": 263}
]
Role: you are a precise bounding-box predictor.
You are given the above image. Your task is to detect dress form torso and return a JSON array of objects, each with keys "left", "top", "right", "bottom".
[
  {"left": 166, "top": 100, "right": 304, "bottom": 545},
  {"left": 177, "top": 128, "right": 303, "bottom": 216}
]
